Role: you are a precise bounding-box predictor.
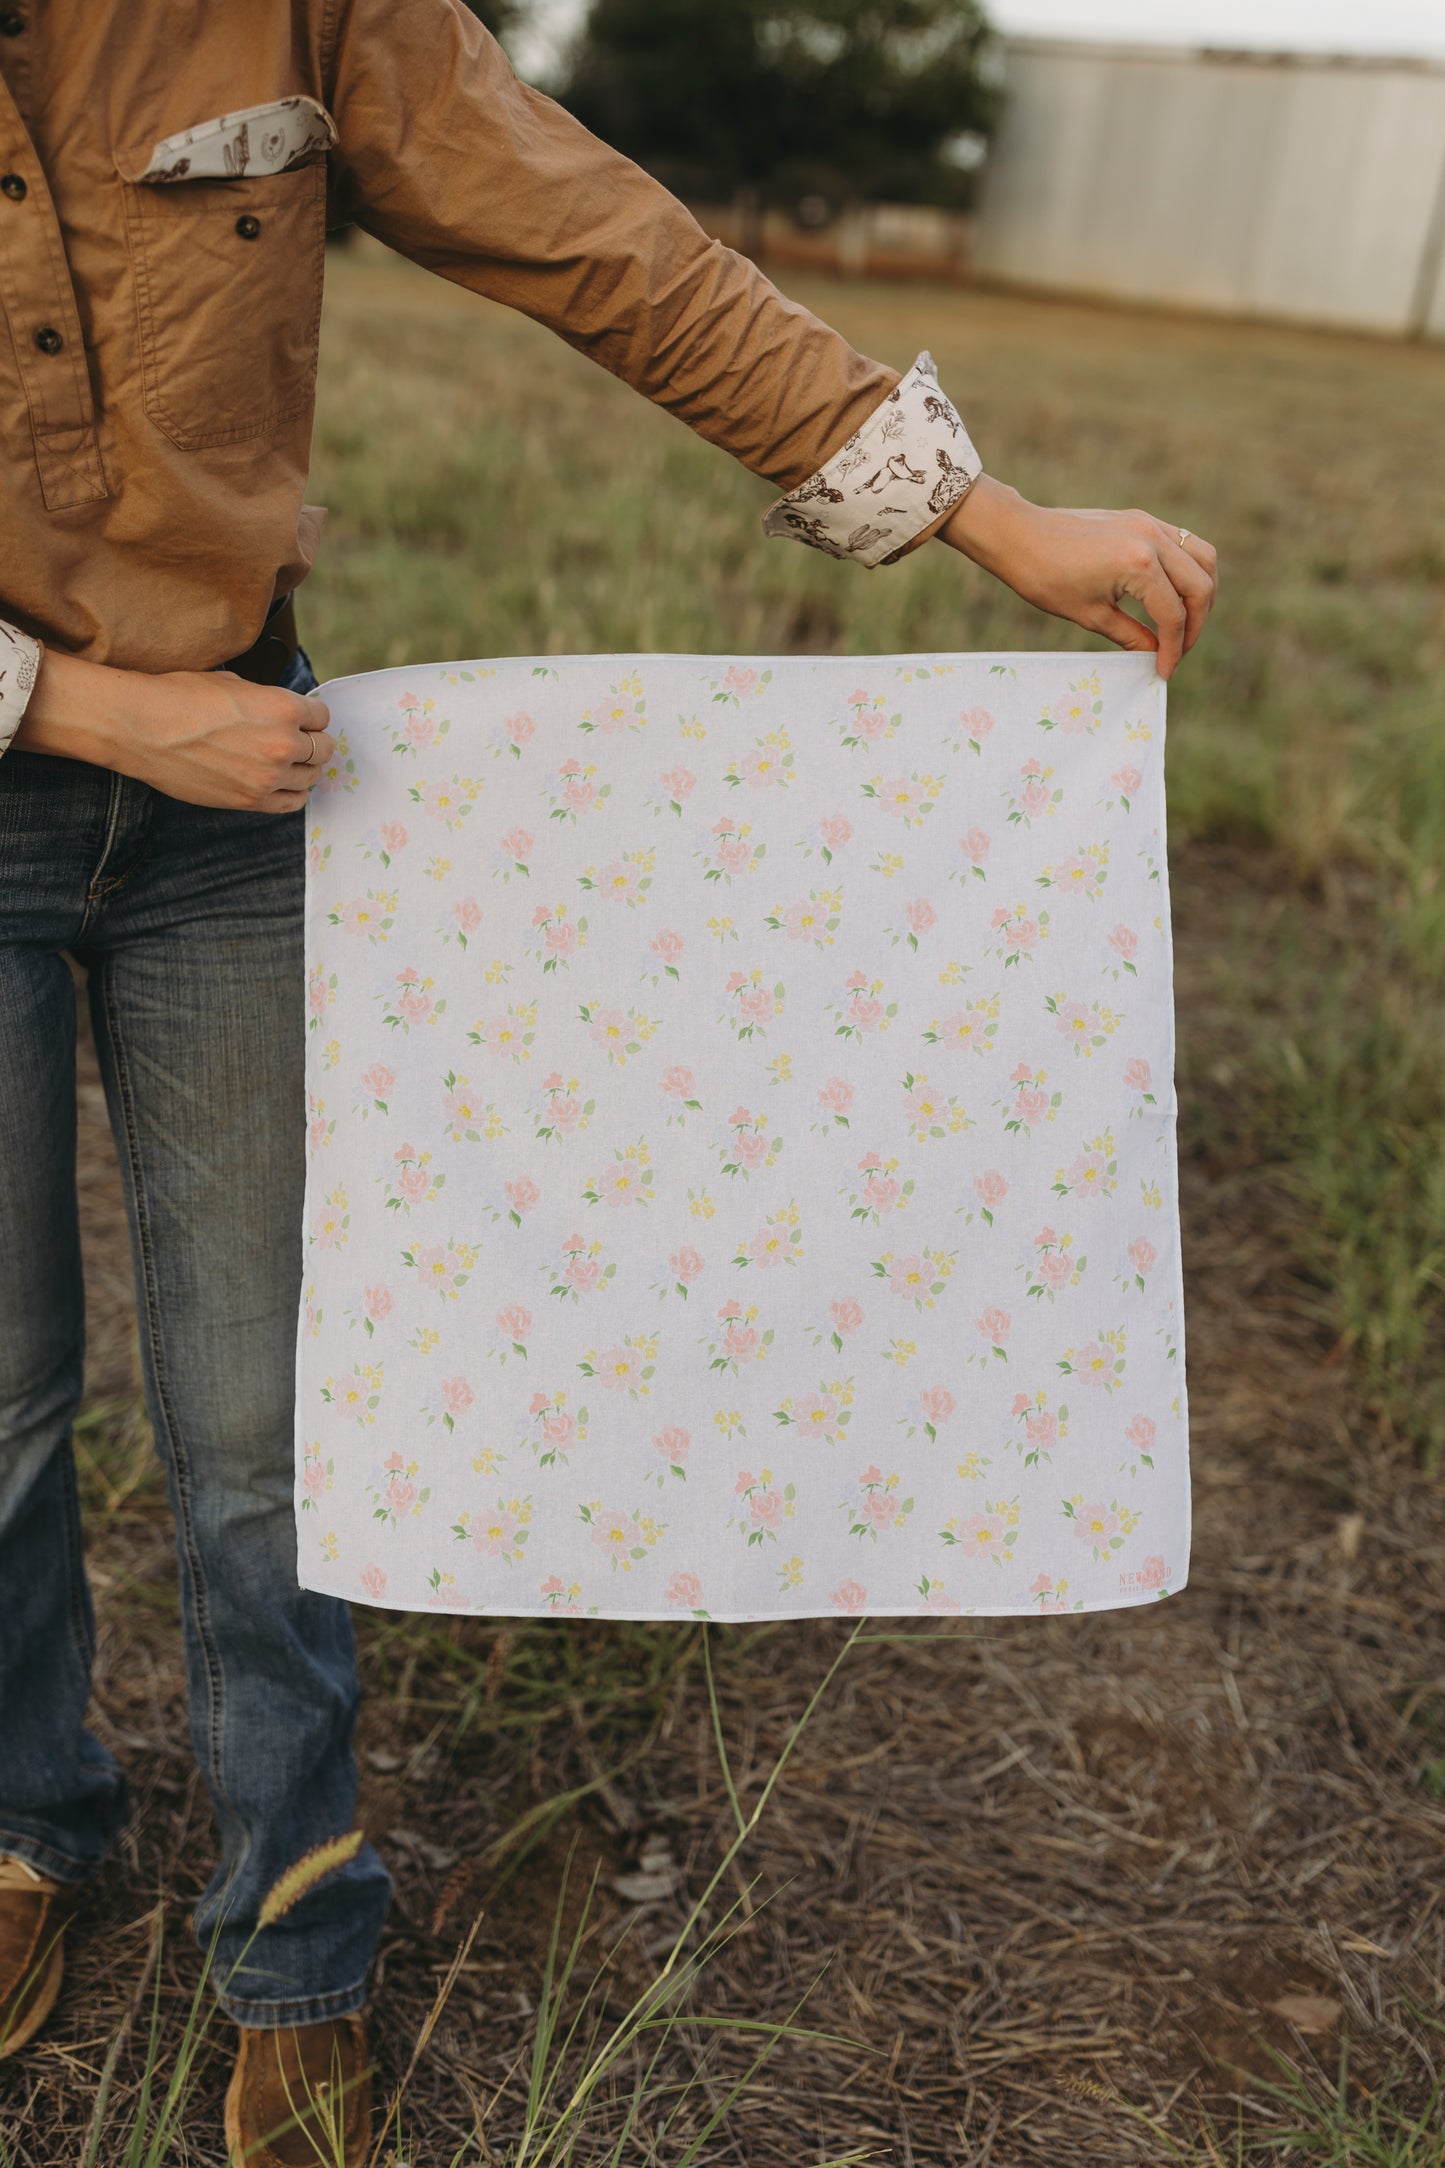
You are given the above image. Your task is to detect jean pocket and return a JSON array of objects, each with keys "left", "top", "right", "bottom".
[{"left": 120, "top": 163, "right": 326, "bottom": 451}]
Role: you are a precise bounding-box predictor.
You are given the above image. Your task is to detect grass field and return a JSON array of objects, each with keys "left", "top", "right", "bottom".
[{"left": 2, "top": 245, "right": 1444, "bottom": 2167}]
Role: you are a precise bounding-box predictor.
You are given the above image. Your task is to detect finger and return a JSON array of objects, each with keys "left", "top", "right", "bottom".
[
  {"left": 1127, "top": 561, "right": 1188, "bottom": 678},
  {"left": 292, "top": 727, "right": 336, "bottom": 770},
  {"left": 302, "top": 696, "right": 331, "bottom": 734},
  {"left": 259, "top": 786, "right": 311, "bottom": 815},
  {"left": 1156, "top": 540, "right": 1215, "bottom": 655},
  {"left": 1087, "top": 602, "right": 1160, "bottom": 657},
  {"left": 1172, "top": 527, "right": 1218, "bottom": 581}
]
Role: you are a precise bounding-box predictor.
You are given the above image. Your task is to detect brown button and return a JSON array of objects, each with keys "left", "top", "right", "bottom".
[
  {"left": 34, "top": 325, "right": 62, "bottom": 354},
  {"left": 0, "top": 11, "right": 26, "bottom": 33},
  {"left": 0, "top": 174, "right": 25, "bottom": 201},
  {"left": 235, "top": 214, "right": 261, "bottom": 240}
]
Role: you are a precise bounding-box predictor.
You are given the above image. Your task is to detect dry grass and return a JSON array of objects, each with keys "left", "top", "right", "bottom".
[{"left": 2, "top": 251, "right": 1443, "bottom": 2163}]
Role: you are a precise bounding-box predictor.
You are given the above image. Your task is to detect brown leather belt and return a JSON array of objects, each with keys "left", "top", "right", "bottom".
[{"left": 223, "top": 593, "right": 299, "bottom": 685}]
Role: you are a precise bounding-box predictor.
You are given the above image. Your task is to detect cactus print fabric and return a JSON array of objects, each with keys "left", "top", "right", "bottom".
[{"left": 298, "top": 652, "right": 1189, "bottom": 1622}]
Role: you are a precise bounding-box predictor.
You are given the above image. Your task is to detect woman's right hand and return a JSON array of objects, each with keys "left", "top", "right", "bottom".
[{"left": 13, "top": 649, "right": 334, "bottom": 812}]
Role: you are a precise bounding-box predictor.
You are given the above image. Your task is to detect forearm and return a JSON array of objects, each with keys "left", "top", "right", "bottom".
[{"left": 11, "top": 650, "right": 146, "bottom": 770}]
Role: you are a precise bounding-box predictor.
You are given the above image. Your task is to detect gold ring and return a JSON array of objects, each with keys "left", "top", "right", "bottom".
[
  {"left": 302, "top": 732, "right": 321, "bottom": 768},
  {"left": 1178, "top": 528, "right": 1191, "bottom": 546}
]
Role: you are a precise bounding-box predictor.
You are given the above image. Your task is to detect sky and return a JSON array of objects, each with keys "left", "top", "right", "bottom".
[{"left": 511, "top": 0, "right": 1445, "bottom": 81}]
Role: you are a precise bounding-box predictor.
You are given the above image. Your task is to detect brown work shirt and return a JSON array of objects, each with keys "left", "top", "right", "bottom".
[{"left": 0, "top": 0, "right": 932, "bottom": 681}]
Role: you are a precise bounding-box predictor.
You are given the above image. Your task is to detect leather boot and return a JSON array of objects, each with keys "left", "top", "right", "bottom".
[
  {"left": 0, "top": 1856, "right": 68, "bottom": 2059},
  {"left": 224, "top": 2014, "right": 373, "bottom": 2166}
]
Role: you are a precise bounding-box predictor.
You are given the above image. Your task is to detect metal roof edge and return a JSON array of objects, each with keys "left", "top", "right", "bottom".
[{"left": 1000, "top": 34, "right": 1445, "bottom": 77}]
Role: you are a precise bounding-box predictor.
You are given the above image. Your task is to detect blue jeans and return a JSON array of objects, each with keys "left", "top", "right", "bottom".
[{"left": 0, "top": 650, "right": 391, "bottom": 2026}]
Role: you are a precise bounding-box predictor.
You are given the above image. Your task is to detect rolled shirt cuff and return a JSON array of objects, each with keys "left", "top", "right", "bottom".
[
  {"left": 762, "top": 351, "right": 982, "bottom": 568},
  {"left": 0, "top": 620, "right": 41, "bottom": 758}
]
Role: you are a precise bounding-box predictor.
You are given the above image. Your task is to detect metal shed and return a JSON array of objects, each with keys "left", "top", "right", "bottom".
[{"left": 974, "top": 39, "right": 1445, "bottom": 337}]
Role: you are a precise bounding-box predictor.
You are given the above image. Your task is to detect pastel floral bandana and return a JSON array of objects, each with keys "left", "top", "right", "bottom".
[{"left": 298, "top": 653, "right": 1189, "bottom": 1622}]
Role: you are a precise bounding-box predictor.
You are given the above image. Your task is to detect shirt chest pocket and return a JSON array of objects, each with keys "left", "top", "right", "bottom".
[{"left": 120, "top": 163, "right": 326, "bottom": 450}]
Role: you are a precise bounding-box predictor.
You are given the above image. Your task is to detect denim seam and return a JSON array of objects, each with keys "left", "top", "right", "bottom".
[
  {"left": 95, "top": 960, "right": 243, "bottom": 1881},
  {"left": 0, "top": 1829, "right": 95, "bottom": 1884},
  {"left": 84, "top": 786, "right": 155, "bottom": 914},
  {"left": 73, "top": 773, "right": 126, "bottom": 942},
  {"left": 57, "top": 1423, "right": 96, "bottom": 1685},
  {"left": 216, "top": 1975, "right": 370, "bottom": 2028}
]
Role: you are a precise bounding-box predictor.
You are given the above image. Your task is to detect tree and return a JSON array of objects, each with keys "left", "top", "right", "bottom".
[{"left": 559, "top": 0, "right": 997, "bottom": 211}]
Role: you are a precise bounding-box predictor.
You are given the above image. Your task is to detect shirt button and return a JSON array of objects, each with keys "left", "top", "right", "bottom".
[
  {"left": 0, "top": 11, "right": 26, "bottom": 32},
  {"left": 34, "top": 325, "right": 62, "bottom": 354},
  {"left": 235, "top": 214, "right": 261, "bottom": 240},
  {"left": 0, "top": 173, "right": 25, "bottom": 200}
]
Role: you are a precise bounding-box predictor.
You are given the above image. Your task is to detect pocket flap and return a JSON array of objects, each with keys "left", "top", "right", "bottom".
[{"left": 121, "top": 96, "right": 336, "bottom": 184}]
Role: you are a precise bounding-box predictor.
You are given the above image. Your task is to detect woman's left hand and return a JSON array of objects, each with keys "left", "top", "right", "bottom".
[{"left": 938, "top": 476, "right": 1218, "bottom": 680}]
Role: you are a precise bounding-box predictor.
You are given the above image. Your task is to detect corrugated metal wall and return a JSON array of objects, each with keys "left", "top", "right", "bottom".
[{"left": 975, "top": 41, "right": 1445, "bottom": 338}]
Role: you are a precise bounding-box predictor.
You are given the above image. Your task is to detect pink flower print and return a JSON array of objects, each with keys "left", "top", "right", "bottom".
[
  {"left": 1026, "top": 1410, "right": 1059, "bottom": 1451},
  {"left": 529, "top": 1391, "right": 550, "bottom": 1415},
  {"left": 850, "top": 995, "right": 884, "bottom": 1033},
  {"left": 472, "top": 1505, "right": 519, "bottom": 1556},
  {"left": 888, "top": 1255, "right": 927, "bottom": 1299},
  {"left": 1038, "top": 1253, "right": 1071, "bottom": 1292},
  {"left": 395, "top": 972, "right": 433, "bottom": 1027},
  {"left": 654, "top": 1424, "right": 690, "bottom": 1464},
  {"left": 403, "top": 710, "right": 437, "bottom": 749},
  {"left": 1139, "top": 1554, "right": 1167, "bottom": 1588},
  {"left": 861, "top": 1488, "right": 900, "bottom": 1533},
  {"left": 1021, "top": 757, "right": 1043, "bottom": 777},
  {"left": 587, "top": 1007, "right": 629, "bottom": 1052},
  {"left": 1056, "top": 999, "right": 1101, "bottom": 1044},
  {"left": 669, "top": 1246, "right": 704, "bottom": 1287},
  {"left": 397, "top": 1164, "right": 430, "bottom": 1204},
  {"left": 878, "top": 775, "right": 921, "bottom": 819},
  {"left": 919, "top": 1387, "right": 955, "bottom": 1426},
  {"left": 543, "top": 1408, "right": 576, "bottom": 1450},
  {"left": 723, "top": 1321, "right": 759, "bottom": 1363},
  {"left": 724, "top": 665, "right": 758, "bottom": 696},
  {"left": 749, "top": 1219, "right": 790, "bottom": 1268},
  {"left": 596, "top": 1344, "right": 639, "bottom": 1392},
  {"left": 1127, "top": 1237, "right": 1157, "bottom": 1277},
  {"left": 831, "top": 1579, "right": 868, "bottom": 1614},
  {"left": 733, "top": 1131, "right": 766, "bottom": 1172},
  {"left": 818, "top": 1077, "right": 855, "bottom": 1119},
  {"left": 307, "top": 972, "right": 331, "bottom": 1019},
  {"left": 660, "top": 766, "right": 695, "bottom": 802},
  {"left": 719, "top": 1299, "right": 743, "bottom": 1322},
  {"left": 381, "top": 1458, "right": 418, "bottom": 1518},
  {"left": 741, "top": 745, "right": 783, "bottom": 788},
  {"left": 504, "top": 710, "right": 535, "bottom": 749},
  {"left": 863, "top": 1171, "right": 901, "bottom": 1214},
  {"left": 1125, "top": 1415, "right": 1157, "bottom": 1455},
  {"left": 780, "top": 900, "right": 816, "bottom": 942},
  {"left": 904, "top": 897, "right": 937, "bottom": 937},
  {"left": 506, "top": 1177, "right": 541, "bottom": 1218},
  {"left": 302, "top": 1457, "right": 326, "bottom": 1501},
  {"left": 818, "top": 814, "right": 852, "bottom": 852},
  {"left": 379, "top": 821, "right": 409, "bottom": 858},
  {"left": 660, "top": 1064, "right": 695, "bottom": 1101},
  {"left": 975, "top": 1306, "right": 1011, "bottom": 1349},
  {"left": 313, "top": 1203, "right": 346, "bottom": 1250},
  {"left": 650, "top": 929, "right": 685, "bottom": 968},
  {"left": 666, "top": 1569, "right": 703, "bottom": 1609},
  {"left": 564, "top": 1256, "right": 601, "bottom": 1294},
  {"left": 601, "top": 1161, "right": 643, "bottom": 1208},
  {"left": 1066, "top": 1148, "right": 1111, "bottom": 1199},
  {"left": 419, "top": 777, "right": 468, "bottom": 824},
  {"left": 957, "top": 1512, "right": 1005, "bottom": 1560},
  {"left": 830, "top": 1298, "right": 864, "bottom": 1337},
  {"left": 552, "top": 1096, "right": 582, "bottom": 1134},
  {"left": 975, "top": 1170, "right": 1008, "bottom": 1211},
  {"left": 1020, "top": 780, "right": 1050, "bottom": 818},
  {"left": 737, "top": 983, "right": 774, "bottom": 1025},
  {"left": 1073, "top": 1501, "right": 1119, "bottom": 1546},
  {"left": 960, "top": 705, "right": 994, "bottom": 746},
  {"left": 1016, "top": 1087, "right": 1049, "bottom": 1125},
  {"left": 562, "top": 772, "right": 596, "bottom": 813},
  {"left": 450, "top": 898, "right": 482, "bottom": 943},
  {"left": 590, "top": 1507, "right": 643, "bottom": 1557},
  {"left": 1124, "top": 1057, "right": 1153, "bottom": 1094},
  {"left": 359, "top": 1564, "right": 387, "bottom": 1600},
  {"left": 1072, "top": 1341, "right": 1113, "bottom": 1388},
  {"left": 1108, "top": 924, "right": 1138, "bottom": 963},
  {"left": 497, "top": 1302, "right": 532, "bottom": 1345},
  {"left": 714, "top": 832, "right": 751, "bottom": 873},
  {"left": 749, "top": 1486, "right": 784, "bottom": 1531},
  {"left": 1112, "top": 764, "right": 1142, "bottom": 797},
  {"left": 960, "top": 828, "right": 990, "bottom": 867},
  {"left": 364, "top": 1285, "right": 393, "bottom": 1328},
  {"left": 501, "top": 825, "right": 533, "bottom": 862},
  {"left": 796, "top": 1392, "right": 840, "bottom": 1439},
  {"left": 545, "top": 918, "right": 578, "bottom": 960}
]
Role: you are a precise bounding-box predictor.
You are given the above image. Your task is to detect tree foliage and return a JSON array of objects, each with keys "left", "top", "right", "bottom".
[{"left": 559, "top": 0, "right": 997, "bottom": 209}]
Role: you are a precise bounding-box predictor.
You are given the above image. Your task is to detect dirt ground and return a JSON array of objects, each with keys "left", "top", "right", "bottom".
[{"left": 2, "top": 844, "right": 1443, "bottom": 2167}]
